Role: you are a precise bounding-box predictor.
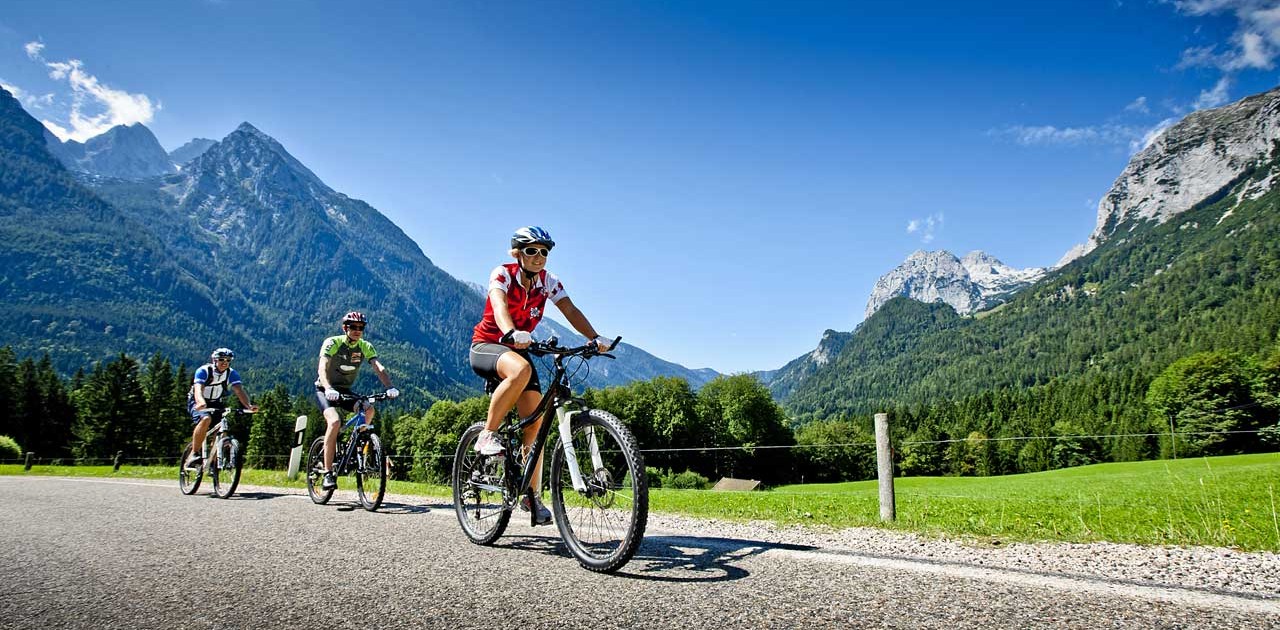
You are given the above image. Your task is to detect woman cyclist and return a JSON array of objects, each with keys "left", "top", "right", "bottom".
[{"left": 469, "top": 226, "right": 613, "bottom": 525}]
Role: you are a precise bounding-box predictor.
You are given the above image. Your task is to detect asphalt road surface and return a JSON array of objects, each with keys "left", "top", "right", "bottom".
[{"left": 1, "top": 477, "right": 1277, "bottom": 629}]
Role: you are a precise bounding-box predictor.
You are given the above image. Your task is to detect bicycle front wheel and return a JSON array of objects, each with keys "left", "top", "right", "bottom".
[
  {"left": 549, "top": 409, "right": 648, "bottom": 573},
  {"left": 211, "top": 437, "right": 242, "bottom": 499},
  {"left": 305, "top": 437, "right": 333, "bottom": 505},
  {"left": 178, "top": 441, "right": 203, "bottom": 495},
  {"left": 355, "top": 432, "right": 386, "bottom": 512},
  {"left": 452, "top": 422, "right": 511, "bottom": 545}
]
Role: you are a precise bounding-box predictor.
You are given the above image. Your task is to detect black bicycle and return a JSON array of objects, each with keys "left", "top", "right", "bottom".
[
  {"left": 452, "top": 336, "right": 649, "bottom": 573},
  {"left": 179, "top": 408, "right": 252, "bottom": 499},
  {"left": 305, "top": 392, "right": 389, "bottom": 511}
]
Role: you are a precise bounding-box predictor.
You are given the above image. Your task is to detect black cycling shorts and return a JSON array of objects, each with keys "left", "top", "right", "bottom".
[
  {"left": 314, "top": 385, "right": 359, "bottom": 413},
  {"left": 470, "top": 343, "right": 540, "bottom": 394}
]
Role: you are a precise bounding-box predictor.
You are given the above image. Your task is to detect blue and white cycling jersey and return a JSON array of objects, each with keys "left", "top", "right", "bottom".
[{"left": 191, "top": 364, "right": 242, "bottom": 404}]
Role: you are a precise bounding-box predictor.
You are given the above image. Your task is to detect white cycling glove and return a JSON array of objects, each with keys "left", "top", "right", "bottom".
[
  {"left": 593, "top": 335, "right": 615, "bottom": 351},
  {"left": 511, "top": 330, "right": 534, "bottom": 345},
  {"left": 386, "top": 387, "right": 400, "bottom": 399},
  {"left": 324, "top": 387, "right": 340, "bottom": 402}
]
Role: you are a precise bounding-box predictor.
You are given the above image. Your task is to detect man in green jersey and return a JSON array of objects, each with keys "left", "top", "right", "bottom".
[{"left": 315, "top": 311, "right": 399, "bottom": 491}]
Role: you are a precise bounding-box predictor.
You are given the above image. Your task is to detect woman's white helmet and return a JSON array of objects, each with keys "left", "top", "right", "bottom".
[{"left": 511, "top": 226, "right": 555, "bottom": 250}]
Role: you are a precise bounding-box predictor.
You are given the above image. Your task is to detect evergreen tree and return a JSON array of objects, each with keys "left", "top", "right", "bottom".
[
  {"left": 73, "top": 354, "right": 146, "bottom": 461},
  {"left": 245, "top": 384, "right": 294, "bottom": 469},
  {"left": 33, "top": 354, "right": 74, "bottom": 458},
  {"left": 0, "top": 347, "right": 15, "bottom": 442}
]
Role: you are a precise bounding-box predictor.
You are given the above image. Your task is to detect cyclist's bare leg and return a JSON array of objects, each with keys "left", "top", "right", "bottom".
[
  {"left": 322, "top": 407, "right": 342, "bottom": 472},
  {"left": 484, "top": 352, "right": 532, "bottom": 431},
  {"left": 189, "top": 416, "right": 211, "bottom": 461},
  {"left": 516, "top": 390, "right": 544, "bottom": 493}
]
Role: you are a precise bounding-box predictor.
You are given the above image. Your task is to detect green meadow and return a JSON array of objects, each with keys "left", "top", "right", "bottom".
[{"left": 6, "top": 452, "right": 1279, "bottom": 551}]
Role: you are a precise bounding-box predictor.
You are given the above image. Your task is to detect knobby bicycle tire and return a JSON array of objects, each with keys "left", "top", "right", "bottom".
[
  {"left": 179, "top": 441, "right": 203, "bottom": 495},
  {"left": 452, "top": 422, "right": 512, "bottom": 544},
  {"left": 549, "top": 408, "right": 649, "bottom": 573},
  {"left": 305, "top": 437, "right": 334, "bottom": 505},
  {"left": 212, "top": 437, "right": 242, "bottom": 499},
  {"left": 355, "top": 432, "right": 386, "bottom": 512}
]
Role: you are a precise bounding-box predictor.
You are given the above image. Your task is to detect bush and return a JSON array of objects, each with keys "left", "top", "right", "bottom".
[
  {"left": 662, "top": 469, "right": 709, "bottom": 490},
  {"left": 0, "top": 435, "right": 21, "bottom": 461},
  {"left": 646, "top": 466, "right": 663, "bottom": 489}
]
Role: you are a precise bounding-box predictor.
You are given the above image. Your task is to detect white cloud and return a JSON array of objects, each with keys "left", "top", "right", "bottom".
[
  {"left": 1172, "top": 0, "right": 1280, "bottom": 71},
  {"left": 994, "top": 123, "right": 1142, "bottom": 147},
  {"left": 906, "top": 213, "right": 944, "bottom": 243},
  {"left": 1124, "top": 96, "right": 1150, "bottom": 114},
  {"left": 1134, "top": 117, "right": 1180, "bottom": 152},
  {"left": 21, "top": 43, "right": 159, "bottom": 142},
  {"left": 1, "top": 79, "right": 55, "bottom": 111},
  {"left": 1194, "top": 76, "right": 1233, "bottom": 109}
]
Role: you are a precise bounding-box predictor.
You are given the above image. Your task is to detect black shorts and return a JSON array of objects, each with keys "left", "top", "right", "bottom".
[
  {"left": 470, "top": 343, "right": 541, "bottom": 394},
  {"left": 314, "top": 385, "right": 359, "bottom": 413}
]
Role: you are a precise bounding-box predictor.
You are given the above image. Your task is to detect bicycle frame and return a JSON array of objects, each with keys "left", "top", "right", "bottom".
[
  {"left": 498, "top": 341, "right": 613, "bottom": 504},
  {"left": 332, "top": 401, "right": 375, "bottom": 476}
]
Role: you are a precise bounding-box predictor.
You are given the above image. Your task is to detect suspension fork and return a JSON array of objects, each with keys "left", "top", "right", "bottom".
[{"left": 556, "top": 404, "right": 606, "bottom": 493}]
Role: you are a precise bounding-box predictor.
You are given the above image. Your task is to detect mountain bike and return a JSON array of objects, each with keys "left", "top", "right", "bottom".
[
  {"left": 179, "top": 408, "right": 252, "bottom": 498},
  {"left": 305, "top": 392, "right": 390, "bottom": 511},
  {"left": 452, "top": 336, "right": 649, "bottom": 573}
]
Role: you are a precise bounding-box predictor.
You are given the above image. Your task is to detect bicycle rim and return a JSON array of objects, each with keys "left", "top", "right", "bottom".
[
  {"left": 550, "top": 409, "right": 648, "bottom": 573},
  {"left": 178, "top": 441, "right": 202, "bottom": 495},
  {"left": 305, "top": 438, "right": 333, "bottom": 505},
  {"left": 452, "top": 423, "right": 511, "bottom": 544},
  {"left": 355, "top": 433, "right": 386, "bottom": 511},
  {"left": 212, "top": 438, "right": 241, "bottom": 499}
]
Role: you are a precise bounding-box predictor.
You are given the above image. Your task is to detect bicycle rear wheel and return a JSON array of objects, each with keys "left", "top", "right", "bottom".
[
  {"left": 179, "top": 441, "right": 203, "bottom": 495},
  {"left": 355, "top": 432, "right": 386, "bottom": 511},
  {"left": 452, "top": 422, "right": 511, "bottom": 544},
  {"left": 211, "top": 437, "right": 242, "bottom": 499},
  {"left": 550, "top": 409, "right": 648, "bottom": 573},
  {"left": 305, "top": 437, "right": 333, "bottom": 505}
]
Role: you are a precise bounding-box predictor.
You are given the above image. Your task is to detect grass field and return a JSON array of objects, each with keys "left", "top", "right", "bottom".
[{"left": 5, "top": 452, "right": 1279, "bottom": 551}]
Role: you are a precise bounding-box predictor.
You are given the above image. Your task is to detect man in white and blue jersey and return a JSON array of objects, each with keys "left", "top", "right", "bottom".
[{"left": 186, "top": 347, "right": 258, "bottom": 468}]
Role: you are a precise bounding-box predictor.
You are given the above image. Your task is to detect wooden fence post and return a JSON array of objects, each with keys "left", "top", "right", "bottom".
[
  {"left": 113, "top": 451, "right": 124, "bottom": 472},
  {"left": 875, "top": 412, "right": 896, "bottom": 522},
  {"left": 24, "top": 452, "right": 33, "bottom": 471}
]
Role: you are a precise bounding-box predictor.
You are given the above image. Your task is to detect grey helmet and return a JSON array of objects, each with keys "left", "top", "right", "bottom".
[
  {"left": 511, "top": 226, "right": 555, "bottom": 250},
  {"left": 210, "top": 347, "right": 235, "bottom": 361}
]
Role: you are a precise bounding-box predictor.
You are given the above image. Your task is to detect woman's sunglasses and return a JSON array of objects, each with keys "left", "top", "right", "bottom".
[
  {"left": 345, "top": 324, "right": 366, "bottom": 331},
  {"left": 521, "top": 247, "right": 550, "bottom": 257}
]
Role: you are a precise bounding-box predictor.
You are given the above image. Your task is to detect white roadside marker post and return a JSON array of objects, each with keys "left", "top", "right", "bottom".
[{"left": 287, "top": 415, "right": 308, "bottom": 480}]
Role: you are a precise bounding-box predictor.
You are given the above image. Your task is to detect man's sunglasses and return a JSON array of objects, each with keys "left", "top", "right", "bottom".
[
  {"left": 345, "top": 324, "right": 366, "bottom": 331},
  {"left": 521, "top": 247, "right": 550, "bottom": 257},
  {"left": 214, "top": 358, "right": 232, "bottom": 363}
]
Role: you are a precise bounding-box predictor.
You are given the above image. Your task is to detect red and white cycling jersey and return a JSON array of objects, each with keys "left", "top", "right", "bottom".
[{"left": 472, "top": 262, "right": 569, "bottom": 344}]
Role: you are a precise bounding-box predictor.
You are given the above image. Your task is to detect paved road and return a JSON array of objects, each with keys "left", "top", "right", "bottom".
[{"left": 1, "top": 477, "right": 1277, "bottom": 629}]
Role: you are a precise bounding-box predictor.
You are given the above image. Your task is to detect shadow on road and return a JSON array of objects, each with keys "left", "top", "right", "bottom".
[
  {"left": 617, "top": 535, "right": 818, "bottom": 583},
  {"left": 223, "top": 491, "right": 291, "bottom": 501},
  {"left": 494, "top": 532, "right": 816, "bottom": 583}
]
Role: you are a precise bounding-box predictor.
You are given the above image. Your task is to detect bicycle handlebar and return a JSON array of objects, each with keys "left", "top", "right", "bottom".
[
  {"left": 527, "top": 335, "right": 622, "bottom": 358},
  {"left": 335, "top": 392, "right": 393, "bottom": 403}
]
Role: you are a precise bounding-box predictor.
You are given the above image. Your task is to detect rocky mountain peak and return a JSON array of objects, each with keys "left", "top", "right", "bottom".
[
  {"left": 43, "top": 122, "right": 176, "bottom": 179},
  {"left": 864, "top": 249, "right": 1044, "bottom": 319},
  {"left": 168, "top": 137, "right": 216, "bottom": 166},
  {"left": 1059, "top": 85, "right": 1280, "bottom": 265}
]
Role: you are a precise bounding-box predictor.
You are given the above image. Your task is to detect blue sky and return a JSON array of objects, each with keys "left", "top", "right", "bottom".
[{"left": 2, "top": 1, "right": 1279, "bottom": 373}]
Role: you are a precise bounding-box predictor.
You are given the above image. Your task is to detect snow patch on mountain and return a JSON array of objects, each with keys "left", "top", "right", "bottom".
[{"left": 864, "top": 250, "right": 1045, "bottom": 319}]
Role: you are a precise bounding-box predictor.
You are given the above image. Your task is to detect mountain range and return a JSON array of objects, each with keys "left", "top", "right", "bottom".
[
  {"left": 0, "top": 87, "right": 717, "bottom": 401},
  {"left": 770, "top": 85, "right": 1280, "bottom": 419}
]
